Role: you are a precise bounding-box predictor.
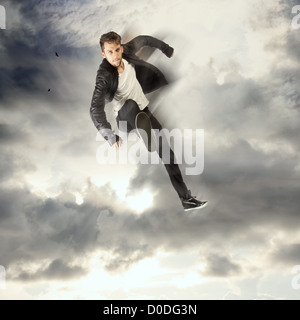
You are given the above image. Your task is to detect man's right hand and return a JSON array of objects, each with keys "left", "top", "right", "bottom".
[{"left": 113, "top": 140, "right": 122, "bottom": 148}]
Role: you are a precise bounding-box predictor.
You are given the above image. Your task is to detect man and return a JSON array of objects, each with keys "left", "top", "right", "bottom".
[{"left": 90, "top": 31, "right": 207, "bottom": 211}]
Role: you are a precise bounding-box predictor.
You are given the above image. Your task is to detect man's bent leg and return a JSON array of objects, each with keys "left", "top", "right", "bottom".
[{"left": 117, "top": 99, "right": 140, "bottom": 131}]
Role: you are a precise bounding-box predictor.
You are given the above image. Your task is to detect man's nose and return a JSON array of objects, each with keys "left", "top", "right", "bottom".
[{"left": 112, "top": 51, "right": 119, "bottom": 58}]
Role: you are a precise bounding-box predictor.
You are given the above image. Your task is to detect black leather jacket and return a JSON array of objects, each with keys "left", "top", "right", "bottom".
[{"left": 90, "top": 35, "right": 174, "bottom": 145}]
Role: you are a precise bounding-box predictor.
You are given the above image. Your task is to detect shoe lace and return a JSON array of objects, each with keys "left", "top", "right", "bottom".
[{"left": 186, "top": 195, "right": 197, "bottom": 201}]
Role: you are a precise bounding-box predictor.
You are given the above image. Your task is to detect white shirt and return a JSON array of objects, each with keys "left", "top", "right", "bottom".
[{"left": 112, "top": 59, "right": 149, "bottom": 115}]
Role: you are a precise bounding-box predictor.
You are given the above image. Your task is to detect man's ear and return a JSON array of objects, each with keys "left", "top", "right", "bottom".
[{"left": 101, "top": 51, "right": 105, "bottom": 58}]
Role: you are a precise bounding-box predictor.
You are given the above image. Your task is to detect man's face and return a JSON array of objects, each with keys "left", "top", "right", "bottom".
[{"left": 101, "top": 41, "right": 123, "bottom": 68}]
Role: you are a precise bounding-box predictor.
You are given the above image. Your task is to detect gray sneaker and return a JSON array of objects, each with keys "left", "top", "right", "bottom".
[{"left": 181, "top": 191, "right": 207, "bottom": 211}]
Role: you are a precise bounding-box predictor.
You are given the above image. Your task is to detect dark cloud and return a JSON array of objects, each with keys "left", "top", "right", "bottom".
[
  {"left": 201, "top": 253, "right": 241, "bottom": 278},
  {"left": 0, "top": 185, "right": 99, "bottom": 280},
  {"left": 0, "top": 66, "right": 43, "bottom": 99},
  {"left": 0, "top": 179, "right": 244, "bottom": 279},
  {"left": 279, "top": 0, "right": 300, "bottom": 20},
  {"left": 278, "top": 31, "right": 300, "bottom": 63},
  {"left": 103, "top": 243, "right": 154, "bottom": 273},
  {"left": 0, "top": 151, "right": 35, "bottom": 182},
  {"left": 0, "top": 68, "right": 14, "bottom": 99},
  {"left": 0, "top": 153, "right": 14, "bottom": 181},
  {"left": 0, "top": 123, "right": 27, "bottom": 143},
  {"left": 0, "top": 0, "right": 96, "bottom": 104},
  {"left": 15, "top": 259, "right": 87, "bottom": 281},
  {"left": 272, "top": 243, "right": 300, "bottom": 266},
  {"left": 0, "top": 181, "right": 187, "bottom": 280},
  {"left": 12, "top": 67, "right": 41, "bottom": 91}
]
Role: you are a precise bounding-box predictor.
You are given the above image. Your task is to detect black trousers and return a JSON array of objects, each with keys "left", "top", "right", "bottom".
[{"left": 116, "top": 99, "right": 189, "bottom": 199}]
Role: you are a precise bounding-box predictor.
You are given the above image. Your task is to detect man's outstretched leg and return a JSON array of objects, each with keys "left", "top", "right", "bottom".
[
  {"left": 118, "top": 99, "right": 207, "bottom": 211},
  {"left": 143, "top": 107, "right": 207, "bottom": 211}
]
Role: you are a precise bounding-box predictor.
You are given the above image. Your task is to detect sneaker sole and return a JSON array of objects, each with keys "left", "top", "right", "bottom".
[{"left": 183, "top": 202, "right": 208, "bottom": 211}]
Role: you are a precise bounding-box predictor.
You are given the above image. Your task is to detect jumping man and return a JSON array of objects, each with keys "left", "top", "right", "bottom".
[{"left": 90, "top": 32, "right": 207, "bottom": 211}]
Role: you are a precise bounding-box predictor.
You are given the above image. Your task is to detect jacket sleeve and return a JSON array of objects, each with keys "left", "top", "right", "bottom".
[
  {"left": 125, "top": 35, "right": 174, "bottom": 58},
  {"left": 90, "top": 69, "right": 119, "bottom": 146}
]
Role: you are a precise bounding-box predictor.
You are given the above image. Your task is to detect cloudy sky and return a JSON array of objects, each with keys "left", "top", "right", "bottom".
[{"left": 1, "top": 0, "right": 300, "bottom": 300}]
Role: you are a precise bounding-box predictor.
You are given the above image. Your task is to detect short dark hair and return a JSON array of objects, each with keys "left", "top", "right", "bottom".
[{"left": 100, "top": 31, "right": 121, "bottom": 51}]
